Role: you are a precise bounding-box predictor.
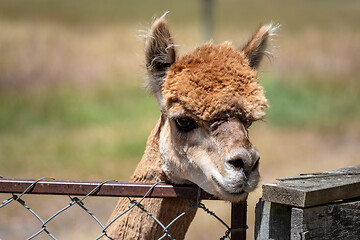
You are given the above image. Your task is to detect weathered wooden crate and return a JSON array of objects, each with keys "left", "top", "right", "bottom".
[{"left": 255, "top": 165, "right": 360, "bottom": 240}]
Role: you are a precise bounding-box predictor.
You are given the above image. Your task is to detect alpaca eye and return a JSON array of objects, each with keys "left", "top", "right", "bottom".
[
  {"left": 246, "top": 122, "right": 253, "bottom": 128},
  {"left": 175, "top": 118, "right": 198, "bottom": 132},
  {"left": 242, "top": 119, "right": 253, "bottom": 129}
]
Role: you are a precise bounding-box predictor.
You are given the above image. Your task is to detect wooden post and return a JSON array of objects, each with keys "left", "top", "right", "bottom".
[
  {"left": 201, "top": 0, "right": 214, "bottom": 41},
  {"left": 231, "top": 198, "right": 247, "bottom": 240},
  {"left": 255, "top": 165, "right": 360, "bottom": 240}
]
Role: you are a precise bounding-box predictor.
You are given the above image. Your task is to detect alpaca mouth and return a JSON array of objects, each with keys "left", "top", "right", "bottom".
[{"left": 210, "top": 175, "right": 247, "bottom": 198}]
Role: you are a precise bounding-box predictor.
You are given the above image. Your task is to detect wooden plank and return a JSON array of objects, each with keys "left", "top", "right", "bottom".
[
  {"left": 255, "top": 200, "right": 268, "bottom": 239},
  {"left": 291, "top": 199, "right": 360, "bottom": 239},
  {"left": 255, "top": 199, "right": 292, "bottom": 240},
  {"left": 262, "top": 165, "right": 360, "bottom": 207},
  {"left": 255, "top": 198, "right": 360, "bottom": 240}
]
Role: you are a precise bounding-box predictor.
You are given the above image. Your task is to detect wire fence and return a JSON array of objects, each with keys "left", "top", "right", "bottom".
[{"left": 0, "top": 177, "right": 247, "bottom": 240}]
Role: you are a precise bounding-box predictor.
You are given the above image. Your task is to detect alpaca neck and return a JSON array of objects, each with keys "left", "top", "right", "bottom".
[{"left": 106, "top": 117, "right": 197, "bottom": 240}]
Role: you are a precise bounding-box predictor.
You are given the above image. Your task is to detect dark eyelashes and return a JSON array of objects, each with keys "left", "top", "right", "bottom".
[{"left": 174, "top": 117, "right": 198, "bottom": 132}]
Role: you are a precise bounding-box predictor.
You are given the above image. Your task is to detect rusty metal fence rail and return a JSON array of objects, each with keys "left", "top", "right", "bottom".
[{"left": 0, "top": 177, "right": 247, "bottom": 240}]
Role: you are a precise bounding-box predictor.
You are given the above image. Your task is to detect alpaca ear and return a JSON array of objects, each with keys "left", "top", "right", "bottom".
[
  {"left": 145, "top": 14, "right": 176, "bottom": 106},
  {"left": 241, "top": 23, "right": 278, "bottom": 69}
]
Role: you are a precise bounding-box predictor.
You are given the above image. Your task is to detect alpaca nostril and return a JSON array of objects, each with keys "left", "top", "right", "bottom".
[{"left": 227, "top": 158, "right": 245, "bottom": 170}]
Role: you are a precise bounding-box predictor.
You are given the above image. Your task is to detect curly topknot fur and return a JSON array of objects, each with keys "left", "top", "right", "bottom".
[{"left": 163, "top": 42, "right": 269, "bottom": 122}]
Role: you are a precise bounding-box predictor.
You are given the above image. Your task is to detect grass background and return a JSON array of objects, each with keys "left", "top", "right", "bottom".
[{"left": 0, "top": 0, "right": 359, "bottom": 239}]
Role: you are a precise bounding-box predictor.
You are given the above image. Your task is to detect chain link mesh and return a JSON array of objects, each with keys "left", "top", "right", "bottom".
[{"left": 0, "top": 177, "right": 247, "bottom": 239}]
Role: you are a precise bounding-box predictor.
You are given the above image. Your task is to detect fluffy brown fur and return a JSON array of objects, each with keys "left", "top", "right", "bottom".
[{"left": 164, "top": 42, "right": 268, "bottom": 122}]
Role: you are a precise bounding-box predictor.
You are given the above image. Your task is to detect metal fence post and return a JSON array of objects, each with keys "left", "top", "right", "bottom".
[{"left": 231, "top": 198, "right": 247, "bottom": 240}]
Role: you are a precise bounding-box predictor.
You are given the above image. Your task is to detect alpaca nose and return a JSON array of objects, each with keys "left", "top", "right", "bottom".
[
  {"left": 226, "top": 148, "right": 260, "bottom": 173},
  {"left": 227, "top": 158, "right": 245, "bottom": 171}
]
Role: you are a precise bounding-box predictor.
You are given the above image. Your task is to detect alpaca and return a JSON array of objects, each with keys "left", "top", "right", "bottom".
[{"left": 105, "top": 15, "right": 277, "bottom": 239}]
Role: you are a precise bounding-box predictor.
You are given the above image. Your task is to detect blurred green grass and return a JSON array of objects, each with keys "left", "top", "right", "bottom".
[
  {"left": 0, "top": 81, "right": 157, "bottom": 131},
  {"left": 0, "top": 80, "right": 160, "bottom": 179},
  {"left": 1, "top": 76, "right": 359, "bottom": 133},
  {"left": 264, "top": 76, "right": 360, "bottom": 129}
]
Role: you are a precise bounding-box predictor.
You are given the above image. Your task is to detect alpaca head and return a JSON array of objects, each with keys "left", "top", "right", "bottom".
[{"left": 145, "top": 16, "right": 276, "bottom": 202}]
